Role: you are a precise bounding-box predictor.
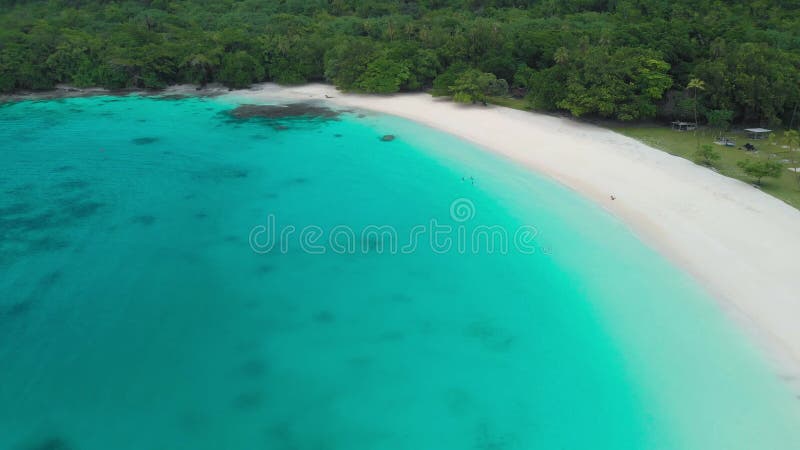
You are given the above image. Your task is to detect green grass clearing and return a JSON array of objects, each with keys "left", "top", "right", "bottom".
[{"left": 610, "top": 125, "right": 800, "bottom": 208}]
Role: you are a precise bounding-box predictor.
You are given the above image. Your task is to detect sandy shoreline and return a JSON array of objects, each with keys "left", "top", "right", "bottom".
[
  {"left": 216, "top": 82, "right": 800, "bottom": 386},
  {"left": 6, "top": 82, "right": 800, "bottom": 385}
]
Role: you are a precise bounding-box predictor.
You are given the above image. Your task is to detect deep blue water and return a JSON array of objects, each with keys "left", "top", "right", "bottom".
[{"left": 1, "top": 94, "right": 799, "bottom": 449}]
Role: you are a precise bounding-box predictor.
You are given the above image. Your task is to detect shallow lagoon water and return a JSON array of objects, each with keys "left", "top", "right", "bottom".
[{"left": 1, "top": 95, "right": 799, "bottom": 449}]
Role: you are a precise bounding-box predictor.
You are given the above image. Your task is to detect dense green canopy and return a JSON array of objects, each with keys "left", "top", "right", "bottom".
[{"left": 1, "top": 0, "right": 799, "bottom": 124}]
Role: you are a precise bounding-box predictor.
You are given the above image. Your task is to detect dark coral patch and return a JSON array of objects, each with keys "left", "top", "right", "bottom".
[
  {"left": 0, "top": 202, "right": 32, "bottom": 216},
  {"left": 132, "top": 137, "right": 159, "bottom": 145},
  {"left": 312, "top": 310, "right": 335, "bottom": 324},
  {"left": 256, "top": 264, "right": 275, "bottom": 275},
  {"left": 3, "top": 300, "right": 34, "bottom": 318},
  {"left": 66, "top": 201, "right": 104, "bottom": 219},
  {"left": 232, "top": 391, "right": 264, "bottom": 411},
  {"left": 39, "top": 271, "right": 62, "bottom": 289},
  {"left": 5, "top": 183, "right": 35, "bottom": 196},
  {"left": 239, "top": 359, "right": 267, "bottom": 378},
  {"left": 229, "top": 103, "right": 339, "bottom": 120},
  {"left": 228, "top": 168, "right": 249, "bottom": 178},
  {"left": 282, "top": 177, "right": 308, "bottom": 187},
  {"left": 193, "top": 167, "right": 248, "bottom": 183},
  {"left": 27, "top": 237, "right": 70, "bottom": 253},
  {"left": 21, "top": 436, "right": 71, "bottom": 450},
  {"left": 0, "top": 211, "right": 54, "bottom": 234},
  {"left": 56, "top": 180, "right": 90, "bottom": 191}
]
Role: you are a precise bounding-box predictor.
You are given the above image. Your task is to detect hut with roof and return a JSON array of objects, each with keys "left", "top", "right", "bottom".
[
  {"left": 745, "top": 128, "right": 772, "bottom": 140},
  {"left": 671, "top": 121, "right": 696, "bottom": 131}
]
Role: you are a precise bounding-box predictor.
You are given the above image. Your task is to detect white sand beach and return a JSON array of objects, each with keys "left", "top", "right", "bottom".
[{"left": 218, "top": 83, "right": 800, "bottom": 385}]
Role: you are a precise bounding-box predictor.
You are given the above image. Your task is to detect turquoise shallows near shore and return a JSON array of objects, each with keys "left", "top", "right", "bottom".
[{"left": 1, "top": 95, "right": 799, "bottom": 450}]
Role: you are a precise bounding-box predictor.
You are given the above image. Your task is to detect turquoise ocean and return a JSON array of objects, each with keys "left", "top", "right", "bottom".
[{"left": 1, "top": 94, "right": 799, "bottom": 449}]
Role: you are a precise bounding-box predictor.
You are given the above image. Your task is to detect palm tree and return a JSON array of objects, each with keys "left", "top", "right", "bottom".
[
  {"left": 687, "top": 78, "right": 705, "bottom": 149},
  {"left": 554, "top": 47, "right": 569, "bottom": 65}
]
